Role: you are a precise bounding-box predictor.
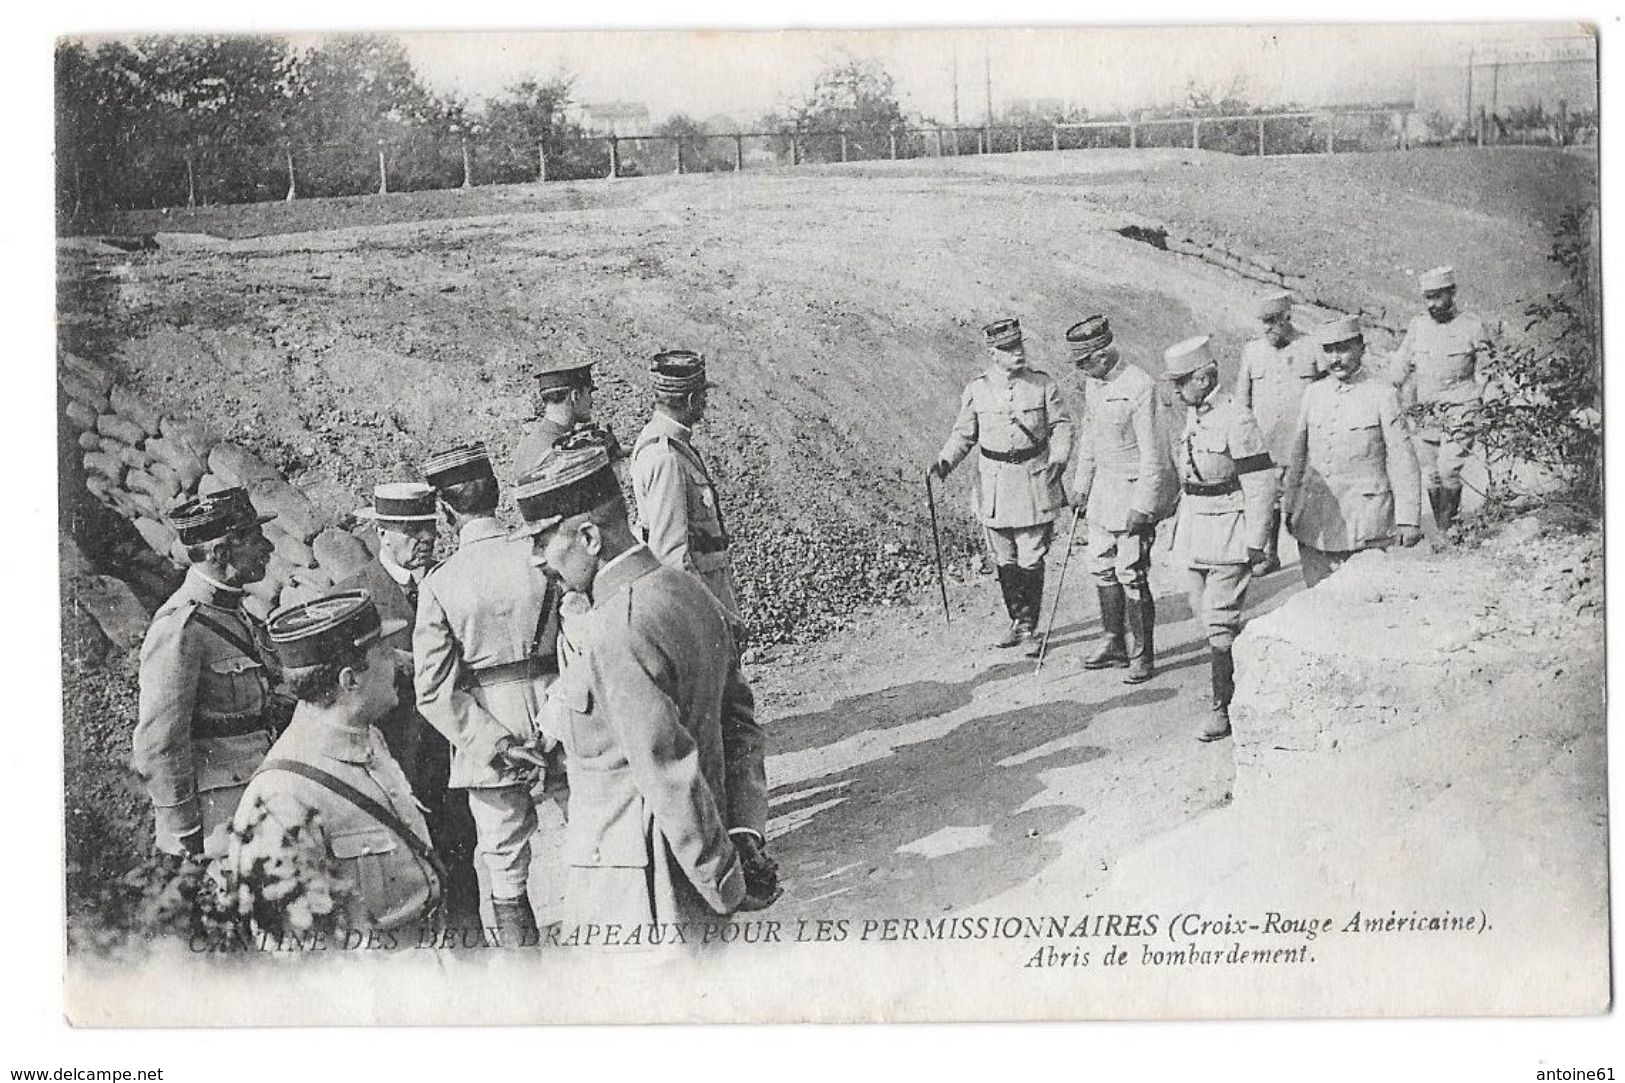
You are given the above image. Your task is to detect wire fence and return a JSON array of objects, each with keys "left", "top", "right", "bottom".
[{"left": 60, "top": 106, "right": 1597, "bottom": 218}]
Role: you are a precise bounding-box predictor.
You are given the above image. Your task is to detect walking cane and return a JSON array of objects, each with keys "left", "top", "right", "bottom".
[
  {"left": 1034, "top": 505, "right": 1083, "bottom": 672},
  {"left": 924, "top": 469, "right": 951, "bottom": 624}
]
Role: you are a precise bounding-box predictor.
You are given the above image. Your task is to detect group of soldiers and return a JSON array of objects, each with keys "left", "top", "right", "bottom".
[
  {"left": 132, "top": 350, "right": 777, "bottom": 941},
  {"left": 128, "top": 263, "right": 1491, "bottom": 940},
  {"left": 933, "top": 266, "right": 1493, "bottom": 741}
]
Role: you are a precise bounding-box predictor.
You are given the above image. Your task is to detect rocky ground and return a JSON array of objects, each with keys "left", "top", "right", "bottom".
[{"left": 60, "top": 145, "right": 1602, "bottom": 954}]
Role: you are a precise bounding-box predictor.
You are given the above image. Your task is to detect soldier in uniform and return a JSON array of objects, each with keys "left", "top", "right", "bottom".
[
  {"left": 511, "top": 358, "right": 624, "bottom": 480},
  {"left": 515, "top": 445, "right": 777, "bottom": 931},
  {"left": 1065, "top": 315, "right": 1175, "bottom": 680},
  {"left": 1233, "top": 291, "right": 1324, "bottom": 573},
  {"left": 132, "top": 487, "right": 280, "bottom": 858},
  {"left": 1161, "top": 337, "right": 1279, "bottom": 743},
  {"left": 1284, "top": 316, "right": 1424, "bottom": 588},
  {"left": 337, "top": 482, "right": 479, "bottom": 923},
  {"left": 412, "top": 443, "right": 554, "bottom": 940},
  {"left": 231, "top": 591, "right": 443, "bottom": 934},
  {"left": 1390, "top": 266, "right": 1497, "bottom": 532},
  {"left": 932, "top": 318, "right": 1074, "bottom": 648},
  {"left": 630, "top": 350, "right": 743, "bottom": 628}
]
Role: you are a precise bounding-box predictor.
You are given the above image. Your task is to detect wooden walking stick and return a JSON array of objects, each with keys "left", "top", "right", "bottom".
[
  {"left": 925, "top": 469, "right": 951, "bottom": 624},
  {"left": 1034, "top": 505, "right": 1083, "bottom": 672}
]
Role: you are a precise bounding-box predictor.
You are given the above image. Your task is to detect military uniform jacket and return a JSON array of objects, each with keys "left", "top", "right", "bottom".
[
  {"left": 1283, "top": 369, "right": 1422, "bottom": 553},
  {"left": 232, "top": 715, "right": 440, "bottom": 932},
  {"left": 1071, "top": 359, "right": 1176, "bottom": 531},
  {"left": 630, "top": 413, "right": 741, "bottom": 620},
  {"left": 1170, "top": 391, "right": 1279, "bottom": 568},
  {"left": 938, "top": 365, "right": 1074, "bottom": 529},
  {"left": 549, "top": 545, "right": 766, "bottom": 921},
  {"left": 1235, "top": 330, "right": 1322, "bottom": 465},
  {"left": 1391, "top": 311, "right": 1495, "bottom": 409},
  {"left": 512, "top": 417, "right": 572, "bottom": 481},
  {"left": 133, "top": 567, "right": 274, "bottom": 849},
  {"left": 413, "top": 518, "right": 558, "bottom": 789}
]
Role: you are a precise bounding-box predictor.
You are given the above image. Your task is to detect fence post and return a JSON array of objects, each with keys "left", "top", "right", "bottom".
[
  {"left": 936, "top": 128, "right": 945, "bottom": 157},
  {"left": 1129, "top": 123, "right": 1137, "bottom": 149},
  {"left": 1325, "top": 119, "right": 1334, "bottom": 155},
  {"left": 735, "top": 134, "right": 744, "bottom": 171},
  {"left": 1257, "top": 116, "right": 1266, "bottom": 156},
  {"left": 538, "top": 142, "right": 547, "bottom": 183},
  {"left": 1476, "top": 105, "right": 1487, "bottom": 147},
  {"left": 791, "top": 133, "right": 800, "bottom": 166},
  {"left": 461, "top": 136, "right": 473, "bottom": 188},
  {"left": 1016, "top": 128, "right": 1024, "bottom": 153},
  {"left": 840, "top": 129, "right": 848, "bottom": 163},
  {"left": 377, "top": 140, "right": 388, "bottom": 195},
  {"left": 674, "top": 136, "right": 683, "bottom": 175},
  {"left": 284, "top": 148, "right": 297, "bottom": 201},
  {"left": 977, "top": 128, "right": 985, "bottom": 155},
  {"left": 1052, "top": 126, "right": 1060, "bottom": 152},
  {"left": 1397, "top": 111, "right": 1408, "bottom": 150},
  {"left": 889, "top": 129, "right": 898, "bottom": 160},
  {"left": 608, "top": 136, "right": 619, "bottom": 180},
  {"left": 1191, "top": 119, "right": 1201, "bottom": 150},
  {"left": 185, "top": 153, "right": 196, "bottom": 209}
]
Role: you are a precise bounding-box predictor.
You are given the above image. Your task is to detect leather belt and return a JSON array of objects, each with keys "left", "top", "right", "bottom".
[
  {"left": 980, "top": 443, "right": 1047, "bottom": 465},
  {"left": 467, "top": 656, "right": 555, "bottom": 688},
  {"left": 194, "top": 712, "right": 272, "bottom": 740},
  {"left": 1183, "top": 479, "right": 1241, "bottom": 497}
]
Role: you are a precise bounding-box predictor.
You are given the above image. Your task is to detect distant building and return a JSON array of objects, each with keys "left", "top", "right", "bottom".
[{"left": 571, "top": 100, "right": 653, "bottom": 137}]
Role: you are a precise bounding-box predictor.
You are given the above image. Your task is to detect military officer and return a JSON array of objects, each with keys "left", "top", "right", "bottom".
[
  {"left": 1283, "top": 316, "right": 1424, "bottom": 588},
  {"left": 516, "top": 446, "right": 777, "bottom": 932},
  {"left": 132, "top": 487, "right": 280, "bottom": 858},
  {"left": 933, "top": 318, "right": 1074, "bottom": 648},
  {"left": 1066, "top": 315, "right": 1175, "bottom": 680},
  {"left": 412, "top": 443, "right": 555, "bottom": 941},
  {"left": 1234, "top": 291, "right": 1324, "bottom": 573},
  {"left": 232, "top": 591, "right": 442, "bottom": 934},
  {"left": 1162, "top": 336, "right": 1279, "bottom": 743},
  {"left": 511, "top": 357, "right": 624, "bottom": 480},
  {"left": 630, "top": 350, "right": 743, "bottom": 627},
  {"left": 338, "top": 482, "right": 479, "bottom": 924},
  {"left": 1390, "top": 266, "right": 1497, "bottom": 532}
]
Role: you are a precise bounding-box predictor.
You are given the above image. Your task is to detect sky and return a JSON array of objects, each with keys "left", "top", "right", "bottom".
[{"left": 391, "top": 23, "right": 1595, "bottom": 124}]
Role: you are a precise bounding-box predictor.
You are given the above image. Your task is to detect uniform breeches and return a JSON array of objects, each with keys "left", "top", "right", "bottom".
[
  {"left": 155, "top": 783, "right": 249, "bottom": 858},
  {"left": 983, "top": 523, "right": 1053, "bottom": 570},
  {"left": 1087, "top": 523, "right": 1152, "bottom": 598},
  {"left": 1184, "top": 563, "right": 1251, "bottom": 650},
  {"left": 466, "top": 784, "right": 538, "bottom": 900},
  {"left": 1417, "top": 433, "right": 1470, "bottom": 490}
]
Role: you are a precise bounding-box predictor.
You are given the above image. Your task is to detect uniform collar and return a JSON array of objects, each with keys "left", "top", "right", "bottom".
[
  {"left": 984, "top": 363, "right": 1027, "bottom": 383},
  {"left": 646, "top": 411, "right": 693, "bottom": 444},
  {"left": 591, "top": 544, "right": 661, "bottom": 606},
  {"left": 184, "top": 566, "right": 246, "bottom": 608},
  {"left": 1331, "top": 369, "right": 1369, "bottom": 393},
  {"left": 378, "top": 546, "right": 422, "bottom": 587},
  {"left": 1263, "top": 327, "right": 1302, "bottom": 351},
  {"left": 280, "top": 711, "right": 374, "bottom": 765},
  {"left": 458, "top": 517, "right": 509, "bottom": 546},
  {"left": 1193, "top": 388, "right": 1225, "bottom": 415}
]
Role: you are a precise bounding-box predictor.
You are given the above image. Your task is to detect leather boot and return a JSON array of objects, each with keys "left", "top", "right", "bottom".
[
  {"left": 1260, "top": 510, "right": 1283, "bottom": 575},
  {"left": 1020, "top": 564, "right": 1045, "bottom": 640},
  {"left": 993, "top": 566, "right": 1023, "bottom": 648},
  {"left": 1199, "top": 646, "right": 1235, "bottom": 742},
  {"left": 1427, "top": 487, "right": 1451, "bottom": 533},
  {"left": 1438, "top": 486, "right": 1462, "bottom": 533},
  {"left": 1083, "top": 585, "right": 1129, "bottom": 668},
  {"left": 490, "top": 895, "right": 539, "bottom": 947},
  {"left": 1122, "top": 594, "right": 1156, "bottom": 684}
]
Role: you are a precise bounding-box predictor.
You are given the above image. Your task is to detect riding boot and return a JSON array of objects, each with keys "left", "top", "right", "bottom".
[
  {"left": 1260, "top": 509, "right": 1283, "bottom": 575},
  {"left": 490, "top": 895, "right": 539, "bottom": 947},
  {"left": 1083, "top": 584, "right": 1129, "bottom": 669},
  {"left": 1199, "top": 645, "right": 1235, "bottom": 742},
  {"left": 1438, "top": 486, "right": 1462, "bottom": 534},
  {"left": 1021, "top": 564, "right": 1045, "bottom": 639},
  {"left": 1123, "top": 593, "right": 1156, "bottom": 684},
  {"left": 1427, "top": 486, "right": 1452, "bottom": 533},
  {"left": 993, "top": 566, "right": 1023, "bottom": 648}
]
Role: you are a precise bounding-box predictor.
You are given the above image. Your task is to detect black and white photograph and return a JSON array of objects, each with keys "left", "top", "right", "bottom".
[{"left": 34, "top": 12, "right": 1611, "bottom": 1047}]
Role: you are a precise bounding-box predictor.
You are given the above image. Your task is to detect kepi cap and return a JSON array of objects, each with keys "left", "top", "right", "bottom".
[
  {"left": 355, "top": 481, "right": 437, "bottom": 524},
  {"left": 1159, "top": 335, "right": 1217, "bottom": 381},
  {"left": 1066, "top": 316, "right": 1114, "bottom": 362},
  {"left": 535, "top": 358, "right": 595, "bottom": 393},
  {"left": 168, "top": 487, "right": 275, "bottom": 546},
  {"left": 422, "top": 442, "right": 495, "bottom": 490},
  {"left": 1314, "top": 315, "right": 1364, "bottom": 347},
  {"left": 983, "top": 318, "right": 1023, "bottom": 351},
  {"left": 1419, "top": 266, "right": 1456, "bottom": 293},
  {"left": 512, "top": 446, "right": 622, "bottom": 538},
  {"left": 651, "top": 350, "right": 713, "bottom": 395},
  {"left": 265, "top": 590, "right": 407, "bottom": 670},
  {"left": 1253, "top": 291, "right": 1293, "bottom": 320}
]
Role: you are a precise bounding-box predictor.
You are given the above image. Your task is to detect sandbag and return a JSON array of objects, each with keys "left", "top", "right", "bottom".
[
  {"left": 146, "top": 437, "right": 207, "bottom": 489},
  {"left": 73, "top": 574, "right": 152, "bottom": 653},
  {"left": 114, "top": 443, "right": 150, "bottom": 470},
  {"left": 76, "top": 431, "right": 102, "bottom": 452},
  {"left": 132, "top": 517, "right": 179, "bottom": 560},
  {"left": 160, "top": 416, "right": 217, "bottom": 460},
  {"left": 64, "top": 401, "right": 99, "bottom": 431},
  {"left": 61, "top": 351, "right": 116, "bottom": 395},
  {"left": 244, "top": 575, "right": 281, "bottom": 607},
  {"left": 197, "top": 473, "right": 231, "bottom": 497},
  {"left": 264, "top": 522, "right": 314, "bottom": 568},
  {"left": 249, "top": 479, "right": 322, "bottom": 543},
  {"left": 265, "top": 552, "right": 296, "bottom": 587},
  {"left": 242, "top": 594, "right": 273, "bottom": 624},
  {"left": 110, "top": 384, "right": 163, "bottom": 436},
  {"left": 97, "top": 412, "right": 146, "bottom": 448},
  {"left": 169, "top": 538, "right": 192, "bottom": 568},
  {"left": 290, "top": 564, "right": 333, "bottom": 590},
  {"left": 312, "top": 527, "right": 374, "bottom": 581},
  {"left": 277, "top": 580, "right": 326, "bottom": 610},
  {"left": 81, "top": 451, "right": 124, "bottom": 485},
  {"left": 125, "top": 467, "right": 180, "bottom": 505},
  {"left": 84, "top": 474, "right": 114, "bottom": 504},
  {"left": 121, "top": 489, "right": 160, "bottom": 522},
  {"left": 59, "top": 373, "right": 111, "bottom": 414},
  {"left": 208, "top": 443, "right": 280, "bottom": 489}
]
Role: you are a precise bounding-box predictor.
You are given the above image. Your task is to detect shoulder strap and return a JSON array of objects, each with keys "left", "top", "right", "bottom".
[
  {"left": 191, "top": 609, "right": 264, "bottom": 662},
  {"left": 257, "top": 758, "right": 447, "bottom": 884}
]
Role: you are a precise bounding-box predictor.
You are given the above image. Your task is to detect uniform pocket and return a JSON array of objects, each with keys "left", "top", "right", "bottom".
[
  {"left": 1348, "top": 486, "right": 1396, "bottom": 545},
  {"left": 1331, "top": 422, "right": 1383, "bottom": 463},
  {"left": 331, "top": 828, "right": 398, "bottom": 906}
]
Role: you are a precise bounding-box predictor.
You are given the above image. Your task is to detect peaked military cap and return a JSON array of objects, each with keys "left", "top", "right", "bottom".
[
  {"left": 650, "top": 350, "right": 713, "bottom": 395},
  {"left": 1419, "top": 266, "right": 1456, "bottom": 293},
  {"left": 1252, "top": 291, "right": 1293, "bottom": 320},
  {"left": 535, "top": 357, "right": 596, "bottom": 393},
  {"left": 422, "top": 442, "right": 495, "bottom": 489},
  {"left": 168, "top": 487, "right": 275, "bottom": 546},
  {"left": 265, "top": 590, "right": 408, "bottom": 670},
  {"left": 983, "top": 318, "right": 1023, "bottom": 351},
  {"left": 1160, "top": 335, "right": 1218, "bottom": 381},
  {"left": 1066, "top": 316, "right": 1114, "bottom": 361},
  {"left": 355, "top": 481, "right": 437, "bottom": 523},
  {"left": 1313, "top": 315, "right": 1364, "bottom": 347},
  {"left": 512, "top": 446, "right": 621, "bottom": 538}
]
